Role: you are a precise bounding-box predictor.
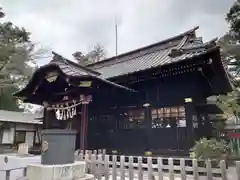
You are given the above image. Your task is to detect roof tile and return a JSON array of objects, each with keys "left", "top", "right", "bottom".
[{"left": 89, "top": 38, "right": 214, "bottom": 79}]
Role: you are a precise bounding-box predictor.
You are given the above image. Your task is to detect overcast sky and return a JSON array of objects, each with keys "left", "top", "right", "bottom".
[{"left": 0, "top": 0, "right": 235, "bottom": 65}]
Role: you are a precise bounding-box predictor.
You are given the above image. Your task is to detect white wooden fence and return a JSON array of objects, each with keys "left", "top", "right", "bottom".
[{"left": 75, "top": 149, "right": 240, "bottom": 180}]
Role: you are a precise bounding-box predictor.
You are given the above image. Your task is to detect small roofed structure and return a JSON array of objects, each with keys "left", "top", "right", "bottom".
[
  {"left": 14, "top": 52, "right": 135, "bottom": 105},
  {"left": 0, "top": 110, "right": 42, "bottom": 150},
  {"left": 14, "top": 52, "right": 136, "bottom": 155}
]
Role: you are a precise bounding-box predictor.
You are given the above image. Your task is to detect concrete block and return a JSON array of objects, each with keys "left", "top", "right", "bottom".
[
  {"left": 26, "top": 161, "right": 86, "bottom": 180},
  {"left": 0, "top": 154, "right": 40, "bottom": 180}
]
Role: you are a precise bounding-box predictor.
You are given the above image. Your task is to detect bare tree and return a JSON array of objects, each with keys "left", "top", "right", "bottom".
[{"left": 73, "top": 43, "right": 106, "bottom": 66}]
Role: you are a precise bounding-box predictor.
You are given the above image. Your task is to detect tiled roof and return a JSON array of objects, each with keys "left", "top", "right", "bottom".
[
  {"left": 87, "top": 27, "right": 218, "bottom": 79},
  {"left": 14, "top": 52, "right": 136, "bottom": 99},
  {"left": 49, "top": 52, "right": 101, "bottom": 77},
  {"left": 49, "top": 52, "right": 135, "bottom": 92},
  {"left": 0, "top": 110, "right": 42, "bottom": 124}
]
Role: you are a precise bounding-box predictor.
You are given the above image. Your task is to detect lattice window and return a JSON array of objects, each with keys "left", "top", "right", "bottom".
[
  {"left": 122, "top": 109, "right": 145, "bottom": 129},
  {"left": 152, "top": 106, "right": 186, "bottom": 128}
]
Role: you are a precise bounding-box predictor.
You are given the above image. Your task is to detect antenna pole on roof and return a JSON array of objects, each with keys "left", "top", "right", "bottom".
[{"left": 115, "top": 16, "right": 118, "bottom": 56}]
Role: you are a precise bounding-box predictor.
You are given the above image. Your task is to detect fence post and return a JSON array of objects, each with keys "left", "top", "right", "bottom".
[
  {"left": 236, "top": 161, "right": 240, "bottom": 180},
  {"left": 75, "top": 149, "right": 80, "bottom": 157},
  {"left": 97, "top": 154, "right": 103, "bottom": 180},
  {"left": 112, "top": 155, "right": 117, "bottom": 180},
  {"left": 84, "top": 153, "right": 89, "bottom": 173},
  {"left": 104, "top": 155, "right": 110, "bottom": 180},
  {"left": 103, "top": 149, "right": 106, "bottom": 156},
  {"left": 206, "top": 159, "right": 212, "bottom": 180},
  {"left": 23, "top": 168, "right": 27, "bottom": 177},
  {"left": 180, "top": 158, "right": 186, "bottom": 180},
  {"left": 129, "top": 156, "right": 134, "bottom": 180},
  {"left": 147, "top": 157, "right": 153, "bottom": 180},
  {"left": 5, "top": 170, "right": 10, "bottom": 180},
  {"left": 120, "top": 155, "right": 125, "bottom": 180},
  {"left": 192, "top": 159, "right": 199, "bottom": 180},
  {"left": 93, "top": 150, "right": 97, "bottom": 157},
  {"left": 156, "top": 157, "right": 163, "bottom": 180},
  {"left": 88, "top": 150, "right": 93, "bottom": 159},
  {"left": 168, "top": 158, "right": 174, "bottom": 180},
  {"left": 79, "top": 151, "right": 84, "bottom": 161},
  {"left": 220, "top": 160, "right": 227, "bottom": 180},
  {"left": 138, "top": 156, "right": 143, "bottom": 180},
  {"left": 91, "top": 154, "right": 97, "bottom": 177}
]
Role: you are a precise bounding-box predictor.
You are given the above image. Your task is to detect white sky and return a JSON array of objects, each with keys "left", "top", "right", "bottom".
[{"left": 0, "top": 0, "right": 235, "bottom": 65}]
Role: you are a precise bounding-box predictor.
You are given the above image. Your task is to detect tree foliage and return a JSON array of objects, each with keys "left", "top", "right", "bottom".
[
  {"left": 0, "top": 9, "right": 36, "bottom": 87},
  {"left": 0, "top": 7, "right": 48, "bottom": 87},
  {"left": 73, "top": 43, "right": 106, "bottom": 66},
  {"left": 215, "top": 1, "right": 240, "bottom": 117},
  {"left": 0, "top": 86, "right": 23, "bottom": 111},
  {"left": 190, "top": 138, "right": 229, "bottom": 162},
  {"left": 226, "top": 1, "right": 240, "bottom": 39},
  {"left": 0, "top": 7, "right": 46, "bottom": 111},
  {"left": 216, "top": 89, "right": 240, "bottom": 116}
]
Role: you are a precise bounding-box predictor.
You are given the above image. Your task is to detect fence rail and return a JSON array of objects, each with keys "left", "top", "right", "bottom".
[
  {"left": 0, "top": 167, "right": 26, "bottom": 180},
  {"left": 75, "top": 149, "right": 240, "bottom": 180},
  {"left": 1, "top": 149, "right": 240, "bottom": 180}
]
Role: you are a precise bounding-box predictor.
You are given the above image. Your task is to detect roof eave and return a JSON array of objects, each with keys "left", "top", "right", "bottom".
[
  {"left": 87, "top": 26, "right": 199, "bottom": 67},
  {"left": 52, "top": 52, "right": 101, "bottom": 76},
  {"left": 106, "top": 46, "right": 220, "bottom": 80}
]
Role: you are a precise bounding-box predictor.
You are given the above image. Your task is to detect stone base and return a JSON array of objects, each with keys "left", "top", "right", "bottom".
[{"left": 26, "top": 161, "right": 93, "bottom": 180}]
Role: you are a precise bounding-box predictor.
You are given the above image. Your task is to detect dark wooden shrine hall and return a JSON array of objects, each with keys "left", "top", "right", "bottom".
[{"left": 15, "top": 26, "right": 233, "bottom": 156}]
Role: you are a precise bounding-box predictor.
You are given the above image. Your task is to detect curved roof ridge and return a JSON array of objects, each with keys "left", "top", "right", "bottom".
[
  {"left": 181, "top": 37, "right": 218, "bottom": 51},
  {"left": 51, "top": 51, "right": 101, "bottom": 76},
  {"left": 92, "top": 42, "right": 178, "bottom": 70},
  {"left": 87, "top": 26, "right": 199, "bottom": 67}
]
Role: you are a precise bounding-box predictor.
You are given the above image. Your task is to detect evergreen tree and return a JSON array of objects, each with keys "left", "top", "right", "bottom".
[
  {"left": 0, "top": 86, "right": 23, "bottom": 111},
  {"left": 0, "top": 7, "right": 45, "bottom": 111},
  {"left": 226, "top": 1, "right": 240, "bottom": 39},
  {"left": 73, "top": 43, "right": 106, "bottom": 65},
  {"left": 0, "top": 8, "right": 36, "bottom": 87},
  {"left": 216, "top": 1, "right": 240, "bottom": 119}
]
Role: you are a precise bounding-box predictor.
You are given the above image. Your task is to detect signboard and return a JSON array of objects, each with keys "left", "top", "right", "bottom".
[{"left": 229, "top": 132, "right": 240, "bottom": 138}]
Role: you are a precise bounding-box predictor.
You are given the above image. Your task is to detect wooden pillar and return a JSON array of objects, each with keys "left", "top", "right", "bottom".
[
  {"left": 184, "top": 98, "right": 195, "bottom": 149},
  {"left": 144, "top": 89, "right": 152, "bottom": 152},
  {"left": 84, "top": 104, "right": 89, "bottom": 150},
  {"left": 43, "top": 108, "right": 47, "bottom": 129},
  {"left": 80, "top": 103, "right": 89, "bottom": 151},
  {"left": 144, "top": 107, "right": 152, "bottom": 151}
]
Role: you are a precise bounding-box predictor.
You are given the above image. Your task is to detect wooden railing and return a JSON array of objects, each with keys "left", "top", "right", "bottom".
[
  {"left": 75, "top": 149, "right": 240, "bottom": 180},
  {"left": 0, "top": 167, "right": 26, "bottom": 180},
  {"left": 1, "top": 149, "right": 239, "bottom": 180}
]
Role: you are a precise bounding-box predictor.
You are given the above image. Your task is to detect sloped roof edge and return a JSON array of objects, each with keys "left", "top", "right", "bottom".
[
  {"left": 0, "top": 110, "right": 42, "bottom": 124},
  {"left": 51, "top": 51, "right": 101, "bottom": 76},
  {"left": 87, "top": 26, "right": 199, "bottom": 67}
]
